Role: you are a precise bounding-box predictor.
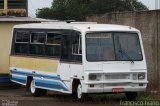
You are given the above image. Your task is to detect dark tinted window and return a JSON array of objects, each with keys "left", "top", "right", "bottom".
[
  {"left": 47, "top": 33, "right": 61, "bottom": 44},
  {"left": 8, "top": 0, "right": 27, "bottom": 9},
  {"left": 14, "top": 31, "right": 29, "bottom": 54},
  {"left": 16, "top": 31, "right": 30, "bottom": 43},
  {"left": 0, "top": 0, "right": 4, "bottom": 9},
  {"left": 61, "top": 35, "right": 70, "bottom": 60},
  {"left": 30, "top": 44, "right": 44, "bottom": 55},
  {"left": 30, "top": 32, "right": 45, "bottom": 55},
  {"left": 45, "top": 33, "right": 61, "bottom": 57},
  {"left": 13, "top": 29, "right": 77, "bottom": 62},
  {"left": 15, "top": 43, "right": 28, "bottom": 54},
  {"left": 31, "top": 32, "right": 45, "bottom": 43},
  {"left": 46, "top": 45, "right": 60, "bottom": 57}
]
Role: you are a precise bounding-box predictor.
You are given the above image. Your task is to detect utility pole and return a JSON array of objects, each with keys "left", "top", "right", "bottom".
[{"left": 155, "top": 0, "right": 160, "bottom": 9}]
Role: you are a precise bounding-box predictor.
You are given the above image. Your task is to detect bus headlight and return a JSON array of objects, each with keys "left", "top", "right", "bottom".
[
  {"left": 138, "top": 73, "right": 145, "bottom": 80},
  {"left": 133, "top": 74, "right": 138, "bottom": 80},
  {"left": 89, "top": 74, "right": 102, "bottom": 81}
]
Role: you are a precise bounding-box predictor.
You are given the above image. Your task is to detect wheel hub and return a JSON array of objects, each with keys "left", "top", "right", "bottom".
[
  {"left": 77, "top": 84, "right": 82, "bottom": 99},
  {"left": 30, "top": 80, "right": 36, "bottom": 93}
]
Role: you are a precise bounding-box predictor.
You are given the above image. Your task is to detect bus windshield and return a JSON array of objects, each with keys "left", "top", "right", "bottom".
[{"left": 86, "top": 32, "right": 143, "bottom": 61}]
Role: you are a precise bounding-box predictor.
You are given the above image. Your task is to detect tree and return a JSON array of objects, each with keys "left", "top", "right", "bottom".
[
  {"left": 36, "top": 0, "right": 148, "bottom": 21},
  {"left": 88, "top": 0, "right": 148, "bottom": 15},
  {"left": 36, "top": 8, "right": 52, "bottom": 19}
]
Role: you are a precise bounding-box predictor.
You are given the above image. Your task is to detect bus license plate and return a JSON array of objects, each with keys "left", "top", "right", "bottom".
[{"left": 112, "top": 88, "right": 124, "bottom": 92}]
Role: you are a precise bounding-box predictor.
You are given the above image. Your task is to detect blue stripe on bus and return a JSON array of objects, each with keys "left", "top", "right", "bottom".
[
  {"left": 11, "top": 75, "right": 26, "bottom": 84},
  {"left": 10, "top": 69, "right": 69, "bottom": 91},
  {"left": 11, "top": 69, "right": 60, "bottom": 80},
  {"left": 35, "top": 79, "right": 68, "bottom": 91}
]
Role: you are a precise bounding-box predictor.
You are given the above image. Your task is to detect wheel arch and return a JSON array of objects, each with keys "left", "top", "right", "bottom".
[
  {"left": 26, "top": 76, "right": 33, "bottom": 91},
  {"left": 72, "top": 78, "right": 81, "bottom": 93}
]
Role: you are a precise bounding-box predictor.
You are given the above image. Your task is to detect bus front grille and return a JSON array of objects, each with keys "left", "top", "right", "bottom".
[{"left": 105, "top": 74, "right": 130, "bottom": 80}]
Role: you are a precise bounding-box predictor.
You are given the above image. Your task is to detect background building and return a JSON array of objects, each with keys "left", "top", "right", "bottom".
[{"left": 0, "top": 0, "right": 28, "bottom": 17}]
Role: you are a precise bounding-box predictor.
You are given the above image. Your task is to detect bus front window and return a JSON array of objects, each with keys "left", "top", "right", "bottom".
[
  {"left": 86, "top": 33, "right": 115, "bottom": 61},
  {"left": 86, "top": 32, "right": 143, "bottom": 61}
]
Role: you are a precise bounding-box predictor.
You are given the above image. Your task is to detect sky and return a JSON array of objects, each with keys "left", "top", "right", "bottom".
[{"left": 28, "top": 0, "right": 158, "bottom": 17}]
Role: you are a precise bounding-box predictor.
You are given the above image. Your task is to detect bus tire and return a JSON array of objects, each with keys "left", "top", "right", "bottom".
[
  {"left": 76, "top": 83, "right": 87, "bottom": 101},
  {"left": 30, "top": 79, "right": 47, "bottom": 97},
  {"left": 125, "top": 92, "right": 138, "bottom": 101}
]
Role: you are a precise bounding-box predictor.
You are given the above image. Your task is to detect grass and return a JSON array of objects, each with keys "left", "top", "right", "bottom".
[
  {"left": 90, "top": 93, "right": 160, "bottom": 101},
  {"left": 137, "top": 95, "right": 160, "bottom": 101}
]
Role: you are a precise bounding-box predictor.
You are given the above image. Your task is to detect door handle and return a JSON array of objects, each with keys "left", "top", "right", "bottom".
[{"left": 74, "top": 75, "right": 77, "bottom": 77}]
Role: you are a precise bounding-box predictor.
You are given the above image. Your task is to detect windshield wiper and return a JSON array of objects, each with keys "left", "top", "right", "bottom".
[
  {"left": 119, "top": 49, "right": 134, "bottom": 64},
  {"left": 115, "top": 36, "right": 134, "bottom": 64}
]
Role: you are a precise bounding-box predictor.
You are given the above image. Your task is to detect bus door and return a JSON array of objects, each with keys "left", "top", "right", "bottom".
[
  {"left": 57, "top": 33, "right": 71, "bottom": 81},
  {"left": 70, "top": 32, "right": 83, "bottom": 79}
]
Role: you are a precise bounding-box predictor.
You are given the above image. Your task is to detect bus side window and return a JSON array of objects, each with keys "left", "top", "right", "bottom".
[
  {"left": 71, "top": 32, "right": 82, "bottom": 62},
  {"left": 30, "top": 32, "right": 45, "bottom": 55},
  {"left": 14, "top": 31, "right": 30, "bottom": 54},
  {"left": 60, "top": 34, "right": 70, "bottom": 61},
  {"left": 46, "top": 33, "right": 61, "bottom": 57}
]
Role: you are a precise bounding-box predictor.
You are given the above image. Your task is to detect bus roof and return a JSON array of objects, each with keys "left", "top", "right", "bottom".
[{"left": 13, "top": 22, "right": 139, "bottom": 33}]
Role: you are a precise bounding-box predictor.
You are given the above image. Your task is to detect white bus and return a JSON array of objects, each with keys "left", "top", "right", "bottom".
[{"left": 9, "top": 22, "right": 148, "bottom": 100}]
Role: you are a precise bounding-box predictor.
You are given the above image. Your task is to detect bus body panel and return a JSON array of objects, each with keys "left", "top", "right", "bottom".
[
  {"left": 10, "top": 55, "right": 71, "bottom": 93},
  {"left": 10, "top": 56, "right": 59, "bottom": 73}
]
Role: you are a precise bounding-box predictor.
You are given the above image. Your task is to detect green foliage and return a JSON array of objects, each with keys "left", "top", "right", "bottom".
[
  {"left": 36, "top": 8, "right": 52, "bottom": 19},
  {"left": 36, "top": 0, "right": 148, "bottom": 21}
]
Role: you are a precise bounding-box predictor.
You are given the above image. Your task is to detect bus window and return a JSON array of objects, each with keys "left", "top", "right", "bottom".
[
  {"left": 86, "top": 33, "right": 115, "bottom": 61},
  {"left": 86, "top": 32, "right": 142, "bottom": 61},
  {"left": 60, "top": 35, "right": 70, "bottom": 61},
  {"left": 16, "top": 31, "right": 30, "bottom": 43},
  {"left": 31, "top": 32, "right": 45, "bottom": 43},
  {"left": 71, "top": 32, "right": 82, "bottom": 62},
  {"left": 30, "top": 32, "right": 45, "bottom": 55},
  {"left": 114, "top": 33, "right": 143, "bottom": 61},
  {"left": 46, "top": 33, "right": 61, "bottom": 57},
  {"left": 15, "top": 31, "right": 30, "bottom": 54}
]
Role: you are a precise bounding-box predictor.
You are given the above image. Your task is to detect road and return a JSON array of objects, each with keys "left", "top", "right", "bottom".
[{"left": 0, "top": 87, "right": 123, "bottom": 106}]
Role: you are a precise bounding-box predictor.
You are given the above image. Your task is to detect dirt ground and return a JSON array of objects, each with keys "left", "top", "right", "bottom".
[{"left": 0, "top": 87, "right": 125, "bottom": 106}]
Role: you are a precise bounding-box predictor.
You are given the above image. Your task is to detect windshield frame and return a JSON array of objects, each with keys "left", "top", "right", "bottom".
[{"left": 85, "top": 31, "right": 143, "bottom": 62}]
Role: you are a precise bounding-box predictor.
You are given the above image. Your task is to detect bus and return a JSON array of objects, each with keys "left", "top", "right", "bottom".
[{"left": 9, "top": 22, "right": 148, "bottom": 100}]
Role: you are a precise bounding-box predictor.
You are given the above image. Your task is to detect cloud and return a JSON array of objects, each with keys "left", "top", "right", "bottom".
[{"left": 28, "top": 0, "right": 52, "bottom": 17}]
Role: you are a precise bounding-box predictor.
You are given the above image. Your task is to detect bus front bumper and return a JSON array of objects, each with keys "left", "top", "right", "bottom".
[{"left": 82, "top": 81, "right": 148, "bottom": 93}]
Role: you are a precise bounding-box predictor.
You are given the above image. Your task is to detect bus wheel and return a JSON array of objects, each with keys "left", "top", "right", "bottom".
[
  {"left": 76, "top": 83, "right": 87, "bottom": 101},
  {"left": 125, "top": 92, "right": 138, "bottom": 101},
  {"left": 30, "top": 79, "right": 47, "bottom": 97}
]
